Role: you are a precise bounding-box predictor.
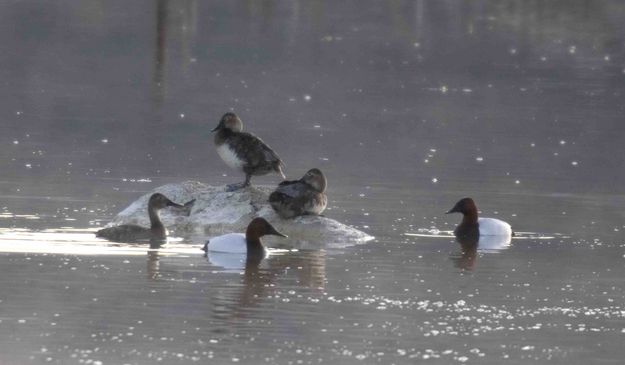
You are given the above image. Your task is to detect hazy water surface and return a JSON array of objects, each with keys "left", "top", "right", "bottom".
[{"left": 1, "top": 1, "right": 625, "bottom": 364}]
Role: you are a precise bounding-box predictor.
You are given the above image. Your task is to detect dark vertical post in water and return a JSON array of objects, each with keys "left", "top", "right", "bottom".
[{"left": 153, "top": 0, "right": 168, "bottom": 105}]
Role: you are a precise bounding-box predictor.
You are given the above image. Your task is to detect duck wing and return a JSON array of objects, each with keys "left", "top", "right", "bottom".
[
  {"left": 277, "top": 179, "right": 300, "bottom": 187},
  {"left": 273, "top": 180, "right": 305, "bottom": 197},
  {"left": 96, "top": 224, "right": 153, "bottom": 243},
  {"left": 269, "top": 181, "right": 316, "bottom": 218},
  {"left": 230, "top": 132, "right": 284, "bottom": 168}
]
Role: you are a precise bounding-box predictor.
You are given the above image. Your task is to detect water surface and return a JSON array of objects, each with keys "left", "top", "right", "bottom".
[{"left": 1, "top": 1, "right": 625, "bottom": 364}]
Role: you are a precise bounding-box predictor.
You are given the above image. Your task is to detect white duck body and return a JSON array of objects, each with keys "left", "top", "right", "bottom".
[
  {"left": 206, "top": 233, "right": 249, "bottom": 253},
  {"left": 203, "top": 217, "right": 287, "bottom": 256},
  {"left": 216, "top": 144, "right": 245, "bottom": 170},
  {"left": 477, "top": 217, "right": 512, "bottom": 237},
  {"left": 207, "top": 251, "right": 268, "bottom": 271},
  {"left": 477, "top": 235, "right": 511, "bottom": 251}
]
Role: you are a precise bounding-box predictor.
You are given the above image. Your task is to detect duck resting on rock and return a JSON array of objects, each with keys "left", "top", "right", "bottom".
[{"left": 269, "top": 168, "right": 327, "bottom": 219}]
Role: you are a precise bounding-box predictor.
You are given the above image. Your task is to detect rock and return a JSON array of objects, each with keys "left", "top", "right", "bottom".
[{"left": 107, "top": 181, "right": 374, "bottom": 248}]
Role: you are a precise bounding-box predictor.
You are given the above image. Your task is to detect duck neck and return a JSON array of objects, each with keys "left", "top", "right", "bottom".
[
  {"left": 215, "top": 128, "right": 233, "bottom": 145},
  {"left": 454, "top": 224, "right": 480, "bottom": 242},
  {"left": 245, "top": 234, "right": 265, "bottom": 255},
  {"left": 148, "top": 207, "right": 165, "bottom": 231},
  {"left": 303, "top": 180, "right": 321, "bottom": 193},
  {"left": 461, "top": 210, "right": 478, "bottom": 226}
]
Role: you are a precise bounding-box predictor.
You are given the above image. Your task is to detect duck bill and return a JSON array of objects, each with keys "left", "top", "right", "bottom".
[
  {"left": 211, "top": 123, "right": 223, "bottom": 132},
  {"left": 166, "top": 200, "right": 184, "bottom": 208},
  {"left": 269, "top": 226, "right": 288, "bottom": 238},
  {"left": 445, "top": 208, "right": 457, "bottom": 214}
]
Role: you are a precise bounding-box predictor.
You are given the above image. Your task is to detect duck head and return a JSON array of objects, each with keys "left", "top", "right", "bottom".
[
  {"left": 148, "top": 193, "right": 185, "bottom": 210},
  {"left": 302, "top": 168, "right": 327, "bottom": 193},
  {"left": 246, "top": 217, "right": 288, "bottom": 241},
  {"left": 445, "top": 198, "right": 477, "bottom": 226},
  {"left": 446, "top": 197, "right": 477, "bottom": 215},
  {"left": 212, "top": 112, "right": 243, "bottom": 133}
]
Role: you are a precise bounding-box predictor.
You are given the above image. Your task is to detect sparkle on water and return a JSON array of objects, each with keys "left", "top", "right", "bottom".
[{"left": 1, "top": 1, "right": 625, "bottom": 364}]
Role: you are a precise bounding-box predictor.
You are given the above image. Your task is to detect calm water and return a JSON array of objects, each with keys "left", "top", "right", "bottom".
[{"left": 1, "top": 1, "right": 625, "bottom": 364}]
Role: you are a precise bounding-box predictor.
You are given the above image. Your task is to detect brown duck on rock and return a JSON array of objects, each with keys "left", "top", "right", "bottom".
[{"left": 269, "top": 168, "right": 327, "bottom": 219}]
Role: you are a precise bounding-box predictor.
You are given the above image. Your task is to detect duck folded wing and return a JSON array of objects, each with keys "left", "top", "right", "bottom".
[
  {"left": 273, "top": 181, "right": 305, "bottom": 198},
  {"left": 230, "top": 132, "right": 283, "bottom": 167},
  {"left": 277, "top": 179, "right": 301, "bottom": 187},
  {"left": 269, "top": 191, "right": 304, "bottom": 218},
  {"left": 96, "top": 225, "right": 153, "bottom": 242}
]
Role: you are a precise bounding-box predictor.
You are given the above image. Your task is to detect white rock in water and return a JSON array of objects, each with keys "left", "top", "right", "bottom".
[{"left": 107, "top": 181, "right": 374, "bottom": 248}]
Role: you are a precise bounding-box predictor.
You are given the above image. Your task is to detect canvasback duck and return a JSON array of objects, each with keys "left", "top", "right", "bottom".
[
  {"left": 446, "top": 197, "right": 512, "bottom": 239},
  {"left": 202, "top": 217, "right": 287, "bottom": 257},
  {"left": 212, "top": 112, "right": 286, "bottom": 191},
  {"left": 96, "top": 193, "right": 194, "bottom": 243},
  {"left": 269, "top": 168, "right": 328, "bottom": 219}
]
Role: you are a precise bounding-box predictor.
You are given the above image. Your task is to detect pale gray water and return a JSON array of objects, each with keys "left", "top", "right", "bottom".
[{"left": 1, "top": 1, "right": 625, "bottom": 364}]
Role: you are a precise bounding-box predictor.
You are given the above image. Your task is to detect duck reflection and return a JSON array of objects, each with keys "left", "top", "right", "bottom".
[
  {"left": 147, "top": 249, "right": 161, "bottom": 280},
  {"left": 450, "top": 229, "right": 479, "bottom": 271},
  {"left": 207, "top": 249, "right": 326, "bottom": 319},
  {"left": 450, "top": 226, "right": 511, "bottom": 270}
]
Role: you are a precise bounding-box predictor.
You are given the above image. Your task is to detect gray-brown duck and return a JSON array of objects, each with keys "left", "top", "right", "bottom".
[
  {"left": 269, "top": 168, "right": 327, "bottom": 219},
  {"left": 212, "top": 112, "right": 286, "bottom": 191},
  {"left": 96, "top": 193, "right": 193, "bottom": 244}
]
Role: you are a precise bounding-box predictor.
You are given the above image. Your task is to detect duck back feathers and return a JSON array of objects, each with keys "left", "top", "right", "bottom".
[
  {"left": 269, "top": 168, "right": 327, "bottom": 219},
  {"left": 96, "top": 224, "right": 163, "bottom": 242},
  {"left": 204, "top": 233, "right": 247, "bottom": 253},
  {"left": 477, "top": 217, "right": 512, "bottom": 237}
]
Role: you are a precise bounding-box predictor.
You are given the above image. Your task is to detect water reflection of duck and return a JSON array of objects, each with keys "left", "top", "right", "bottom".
[
  {"left": 147, "top": 250, "right": 161, "bottom": 280},
  {"left": 208, "top": 250, "right": 326, "bottom": 320},
  {"left": 269, "top": 168, "right": 328, "bottom": 219},
  {"left": 96, "top": 193, "right": 194, "bottom": 244},
  {"left": 202, "top": 217, "right": 287, "bottom": 259},
  {"left": 451, "top": 232, "right": 514, "bottom": 270},
  {"left": 450, "top": 233, "right": 479, "bottom": 270},
  {"left": 211, "top": 112, "right": 286, "bottom": 191}
]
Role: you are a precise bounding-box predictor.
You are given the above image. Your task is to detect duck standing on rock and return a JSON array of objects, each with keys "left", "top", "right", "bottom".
[
  {"left": 212, "top": 112, "right": 286, "bottom": 191},
  {"left": 96, "top": 193, "right": 194, "bottom": 244},
  {"left": 269, "top": 168, "right": 328, "bottom": 219}
]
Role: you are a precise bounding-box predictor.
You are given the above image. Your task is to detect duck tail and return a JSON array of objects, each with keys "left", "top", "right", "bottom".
[
  {"left": 275, "top": 161, "right": 286, "bottom": 179},
  {"left": 182, "top": 199, "right": 196, "bottom": 216}
]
